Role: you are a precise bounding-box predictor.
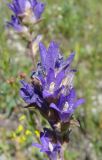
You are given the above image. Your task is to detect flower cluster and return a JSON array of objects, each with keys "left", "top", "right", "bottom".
[
  {"left": 7, "top": 0, "right": 45, "bottom": 32},
  {"left": 20, "top": 41, "right": 85, "bottom": 159},
  {"left": 7, "top": 1, "right": 85, "bottom": 159}
]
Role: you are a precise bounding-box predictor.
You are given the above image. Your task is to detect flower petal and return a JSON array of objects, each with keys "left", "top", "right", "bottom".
[
  {"left": 74, "top": 98, "right": 85, "bottom": 109},
  {"left": 45, "top": 41, "right": 59, "bottom": 71},
  {"left": 46, "top": 68, "right": 55, "bottom": 86},
  {"left": 50, "top": 103, "right": 60, "bottom": 112},
  {"left": 32, "top": 143, "right": 42, "bottom": 149},
  {"left": 55, "top": 70, "right": 65, "bottom": 89},
  {"left": 39, "top": 42, "right": 47, "bottom": 68},
  {"left": 34, "top": 1, "right": 45, "bottom": 19}
]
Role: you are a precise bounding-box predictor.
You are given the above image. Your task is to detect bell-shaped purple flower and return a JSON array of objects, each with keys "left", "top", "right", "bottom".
[
  {"left": 20, "top": 40, "right": 85, "bottom": 126},
  {"left": 33, "top": 1, "right": 45, "bottom": 19},
  {"left": 7, "top": 0, "right": 45, "bottom": 32},
  {"left": 50, "top": 88, "right": 85, "bottom": 122},
  {"left": 7, "top": 15, "right": 28, "bottom": 32},
  {"left": 8, "top": 0, "right": 31, "bottom": 16},
  {"left": 38, "top": 41, "right": 76, "bottom": 101},
  {"left": 33, "top": 129, "right": 61, "bottom": 160},
  {"left": 8, "top": 0, "right": 45, "bottom": 21},
  {"left": 39, "top": 41, "right": 75, "bottom": 71},
  {"left": 20, "top": 80, "right": 42, "bottom": 107}
]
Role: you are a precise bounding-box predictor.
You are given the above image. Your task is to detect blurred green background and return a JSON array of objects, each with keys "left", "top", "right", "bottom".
[{"left": 0, "top": 0, "right": 102, "bottom": 159}]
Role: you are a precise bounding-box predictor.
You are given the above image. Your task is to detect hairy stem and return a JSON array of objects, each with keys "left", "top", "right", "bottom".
[{"left": 58, "top": 147, "right": 64, "bottom": 160}]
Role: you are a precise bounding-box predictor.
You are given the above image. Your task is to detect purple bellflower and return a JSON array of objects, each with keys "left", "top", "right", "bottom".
[
  {"left": 38, "top": 42, "right": 76, "bottom": 101},
  {"left": 8, "top": 0, "right": 45, "bottom": 31},
  {"left": 20, "top": 41, "right": 85, "bottom": 128},
  {"left": 8, "top": 0, "right": 45, "bottom": 19},
  {"left": 20, "top": 80, "right": 43, "bottom": 107},
  {"left": 7, "top": 15, "right": 28, "bottom": 33},
  {"left": 33, "top": 129, "right": 61, "bottom": 160},
  {"left": 50, "top": 88, "right": 85, "bottom": 122},
  {"left": 8, "top": 0, "right": 31, "bottom": 16}
]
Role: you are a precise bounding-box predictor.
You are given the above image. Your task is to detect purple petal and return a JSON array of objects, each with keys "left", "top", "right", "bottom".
[
  {"left": 32, "top": 143, "right": 42, "bottom": 149},
  {"left": 8, "top": 3, "right": 16, "bottom": 13},
  {"left": 7, "top": 15, "right": 27, "bottom": 32},
  {"left": 40, "top": 133, "right": 49, "bottom": 147},
  {"left": 74, "top": 98, "right": 85, "bottom": 109},
  {"left": 20, "top": 80, "right": 34, "bottom": 94},
  {"left": 40, "top": 148, "right": 49, "bottom": 153},
  {"left": 50, "top": 103, "right": 60, "bottom": 112},
  {"left": 46, "top": 68, "right": 55, "bottom": 86},
  {"left": 67, "top": 88, "right": 76, "bottom": 106},
  {"left": 20, "top": 89, "right": 29, "bottom": 103},
  {"left": 43, "top": 90, "right": 52, "bottom": 98},
  {"left": 8, "top": 0, "right": 27, "bottom": 15},
  {"left": 55, "top": 70, "right": 65, "bottom": 89},
  {"left": 34, "top": 1, "right": 45, "bottom": 19},
  {"left": 29, "top": 94, "right": 38, "bottom": 103},
  {"left": 45, "top": 41, "right": 59, "bottom": 71},
  {"left": 19, "top": 80, "right": 35, "bottom": 103},
  {"left": 17, "top": 0, "right": 26, "bottom": 12},
  {"left": 57, "top": 94, "right": 66, "bottom": 109},
  {"left": 65, "top": 52, "right": 75, "bottom": 66},
  {"left": 29, "top": 0, "right": 37, "bottom": 8},
  {"left": 39, "top": 75, "right": 46, "bottom": 87},
  {"left": 39, "top": 42, "right": 47, "bottom": 68}
]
